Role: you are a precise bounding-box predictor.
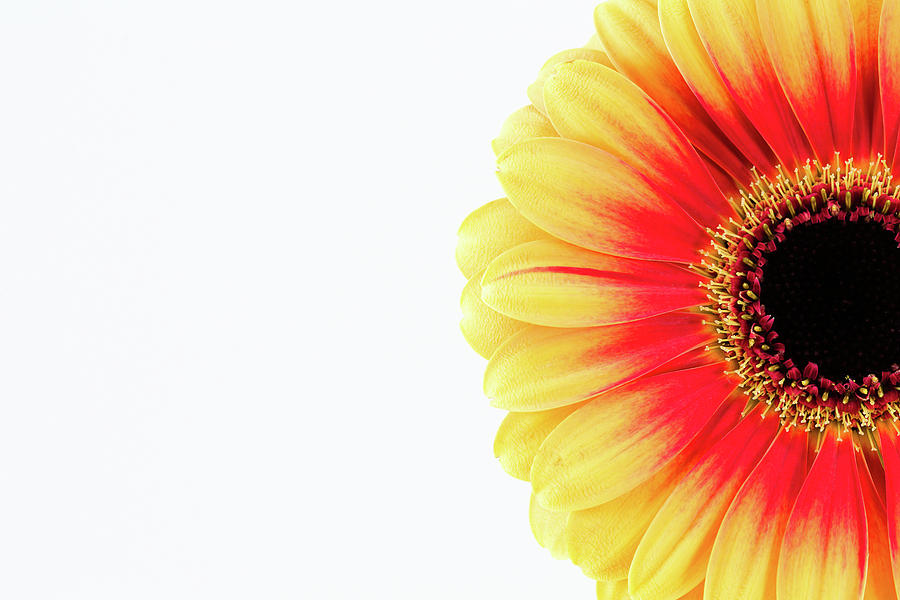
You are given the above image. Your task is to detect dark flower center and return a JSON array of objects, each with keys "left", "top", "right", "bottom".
[
  {"left": 703, "top": 158, "right": 900, "bottom": 432},
  {"left": 760, "top": 219, "right": 900, "bottom": 382}
]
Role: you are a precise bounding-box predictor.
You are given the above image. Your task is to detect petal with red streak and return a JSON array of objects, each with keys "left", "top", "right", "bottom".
[
  {"left": 496, "top": 137, "right": 709, "bottom": 262},
  {"left": 593, "top": 0, "right": 749, "bottom": 181},
  {"left": 543, "top": 59, "right": 731, "bottom": 226},
  {"left": 881, "top": 0, "right": 900, "bottom": 165},
  {"left": 704, "top": 427, "right": 808, "bottom": 600},
  {"left": 757, "top": 0, "right": 856, "bottom": 161},
  {"left": 659, "top": 0, "right": 777, "bottom": 176},
  {"left": 687, "top": 0, "right": 812, "bottom": 167},
  {"left": 531, "top": 363, "right": 737, "bottom": 511},
  {"left": 879, "top": 427, "right": 900, "bottom": 599},
  {"left": 567, "top": 394, "right": 743, "bottom": 581},
  {"left": 850, "top": 0, "right": 884, "bottom": 159},
  {"left": 480, "top": 238, "right": 706, "bottom": 327},
  {"left": 777, "top": 430, "right": 867, "bottom": 600},
  {"left": 858, "top": 449, "right": 897, "bottom": 600},
  {"left": 456, "top": 198, "right": 550, "bottom": 279},
  {"left": 628, "top": 407, "right": 780, "bottom": 600},
  {"left": 484, "top": 312, "right": 714, "bottom": 411}
]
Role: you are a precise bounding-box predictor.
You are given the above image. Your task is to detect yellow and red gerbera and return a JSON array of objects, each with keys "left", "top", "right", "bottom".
[{"left": 457, "top": 1, "right": 900, "bottom": 598}]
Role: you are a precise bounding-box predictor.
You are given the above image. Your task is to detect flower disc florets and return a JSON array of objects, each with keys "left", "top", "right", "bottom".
[{"left": 704, "top": 158, "right": 900, "bottom": 435}]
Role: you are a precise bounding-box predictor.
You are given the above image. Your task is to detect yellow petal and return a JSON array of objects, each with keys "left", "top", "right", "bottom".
[
  {"left": 529, "top": 494, "right": 569, "bottom": 559},
  {"left": 594, "top": 0, "right": 747, "bottom": 181},
  {"left": 596, "top": 579, "right": 630, "bottom": 600},
  {"left": 531, "top": 363, "right": 737, "bottom": 511},
  {"left": 496, "top": 137, "right": 708, "bottom": 263},
  {"left": 491, "top": 105, "right": 558, "bottom": 157},
  {"left": 460, "top": 268, "right": 529, "bottom": 359},
  {"left": 484, "top": 312, "right": 713, "bottom": 411},
  {"left": 583, "top": 33, "right": 606, "bottom": 51},
  {"left": 493, "top": 404, "right": 583, "bottom": 481},
  {"left": 456, "top": 198, "right": 549, "bottom": 279},
  {"left": 527, "top": 47, "right": 613, "bottom": 115},
  {"left": 542, "top": 60, "right": 730, "bottom": 227},
  {"left": 480, "top": 238, "right": 706, "bottom": 327}
]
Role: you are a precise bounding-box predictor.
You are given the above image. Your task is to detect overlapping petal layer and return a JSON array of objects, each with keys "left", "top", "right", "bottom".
[
  {"left": 456, "top": 198, "right": 551, "bottom": 280},
  {"left": 496, "top": 137, "right": 708, "bottom": 262},
  {"left": 493, "top": 403, "right": 583, "bottom": 481},
  {"left": 527, "top": 47, "right": 612, "bottom": 116},
  {"left": 531, "top": 363, "right": 737, "bottom": 511},
  {"left": 628, "top": 407, "right": 780, "bottom": 600},
  {"left": 460, "top": 270, "right": 528, "bottom": 359},
  {"left": 686, "top": 0, "right": 812, "bottom": 166},
  {"left": 491, "top": 106, "right": 559, "bottom": 157},
  {"left": 658, "top": 0, "right": 777, "bottom": 176},
  {"left": 529, "top": 495, "right": 569, "bottom": 560},
  {"left": 566, "top": 395, "right": 743, "bottom": 581},
  {"left": 593, "top": 0, "right": 748, "bottom": 180},
  {"left": 542, "top": 59, "right": 731, "bottom": 227}
]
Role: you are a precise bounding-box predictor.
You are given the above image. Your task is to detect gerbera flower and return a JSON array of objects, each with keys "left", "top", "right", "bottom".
[{"left": 457, "top": 1, "right": 900, "bottom": 598}]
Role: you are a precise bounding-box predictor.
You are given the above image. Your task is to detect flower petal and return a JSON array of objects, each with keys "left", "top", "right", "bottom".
[
  {"left": 703, "top": 427, "right": 808, "bottom": 600},
  {"left": 493, "top": 403, "right": 583, "bottom": 481},
  {"left": 628, "top": 407, "right": 780, "bottom": 600},
  {"left": 593, "top": 0, "right": 748, "bottom": 181},
  {"left": 658, "top": 0, "right": 777, "bottom": 176},
  {"left": 543, "top": 59, "right": 731, "bottom": 227},
  {"left": 480, "top": 239, "right": 706, "bottom": 327},
  {"left": 858, "top": 448, "right": 897, "bottom": 600},
  {"left": 850, "top": 0, "right": 884, "bottom": 159},
  {"left": 879, "top": 428, "right": 900, "bottom": 599},
  {"left": 757, "top": 0, "right": 856, "bottom": 161},
  {"left": 531, "top": 362, "right": 737, "bottom": 511},
  {"left": 595, "top": 579, "right": 630, "bottom": 600},
  {"left": 460, "top": 269, "right": 529, "bottom": 359},
  {"left": 456, "top": 198, "right": 550, "bottom": 279},
  {"left": 491, "top": 106, "right": 558, "bottom": 157},
  {"left": 485, "top": 312, "right": 713, "bottom": 411},
  {"left": 686, "top": 0, "right": 812, "bottom": 167},
  {"left": 880, "top": 0, "right": 900, "bottom": 165},
  {"left": 567, "top": 395, "right": 743, "bottom": 581},
  {"left": 529, "top": 494, "right": 569, "bottom": 560},
  {"left": 496, "top": 137, "right": 708, "bottom": 262},
  {"left": 777, "top": 430, "right": 867, "bottom": 600},
  {"left": 527, "top": 47, "right": 613, "bottom": 116}
]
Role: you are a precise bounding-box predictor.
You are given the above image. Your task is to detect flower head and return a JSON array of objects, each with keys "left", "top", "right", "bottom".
[{"left": 457, "top": 1, "right": 900, "bottom": 599}]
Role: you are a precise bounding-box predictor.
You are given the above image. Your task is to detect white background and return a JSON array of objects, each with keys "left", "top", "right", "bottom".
[{"left": 0, "top": 1, "right": 598, "bottom": 598}]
